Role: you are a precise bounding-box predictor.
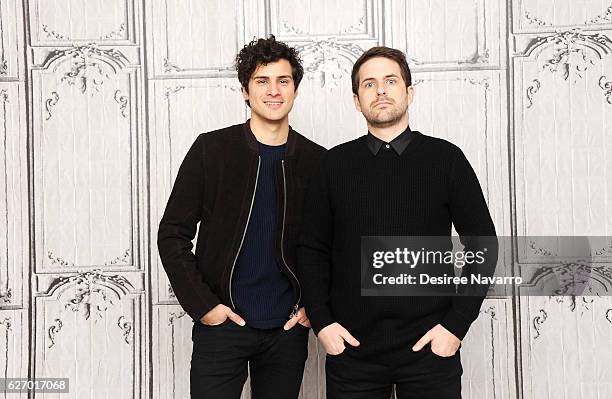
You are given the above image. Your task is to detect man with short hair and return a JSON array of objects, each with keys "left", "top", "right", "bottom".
[
  {"left": 158, "top": 35, "right": 325, "bottom": 398},
  {"left": 297, "top": 46, "right": 497, "bottom": 398}
]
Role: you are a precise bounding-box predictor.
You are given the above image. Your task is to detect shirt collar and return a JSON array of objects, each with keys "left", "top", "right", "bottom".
[{"left": 366, "top": 126, "right": 413, "bottom": 156}]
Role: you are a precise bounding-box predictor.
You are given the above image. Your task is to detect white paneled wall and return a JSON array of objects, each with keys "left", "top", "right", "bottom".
[{"left": 1, "top": 1, "right": 611, "bottom": 398}]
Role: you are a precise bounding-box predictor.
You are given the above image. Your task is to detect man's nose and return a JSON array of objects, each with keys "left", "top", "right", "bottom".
[
  {"left": 377, "top": 85, "right": 386, "bottom": 95},
  {"left": 268, "top": 82, "right": 280, "bottom": 95}
]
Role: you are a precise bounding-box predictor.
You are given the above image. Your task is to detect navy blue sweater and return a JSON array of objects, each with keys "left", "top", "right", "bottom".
[{"left": 232, "top": 142, "right": 294, "bottom": 329}]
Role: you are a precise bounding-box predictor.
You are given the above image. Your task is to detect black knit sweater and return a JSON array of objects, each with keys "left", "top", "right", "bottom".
[{"left": 297, "top": 131, "right": 497, "bottom": 343}]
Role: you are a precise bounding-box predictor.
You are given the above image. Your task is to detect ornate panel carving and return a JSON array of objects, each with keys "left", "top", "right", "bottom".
[
  {"left": 34, "top": 271, "right": 143, "bottom": 398},
  {"left": 31, "top": 45, "right": 142, "bottom": 272},
  {"left": 515, "top": 0, "right": 612, "bottom": 33},
  {"left": 0, "top": 310, "right": 27, "bottom": 398},
  {"left": 150, "top": 79, "right": 246, "bottom": 304},
  {"left": 513, "top": 30, "right": 612, "bottom": 252},
  {"left": 269, "top": 0, "right": 382, "bottom": 41},
  {"left": 148, "top": 0, "right": 254, "bottom": 77},
  {"left": 461, "top": 300, "right": 515, "bottom": 399},
  {"left": 0, "top": 83, "right": 27, "bottom": 308},
  {"left": 29, "top": 0, "right": 136, "bottom": 45},
  {"left": 0, "top": 0, "right": 24, "bottom": 79},
  {"left": 519, "top": 296, "right": 612, "bottom": 398},
  {"left": 390, "top": 0, "right": 503, "bottom": 68}
]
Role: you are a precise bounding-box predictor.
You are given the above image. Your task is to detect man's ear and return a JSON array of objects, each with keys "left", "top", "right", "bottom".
[
  {"left": 353, "top": 93, "right": 362, "bottom": 112},
  {"left": 242, "top": 87, "right": 249, "bottom": 101},
  {"left": 406, "top": 85, "right": 415, "bottom": 106}
]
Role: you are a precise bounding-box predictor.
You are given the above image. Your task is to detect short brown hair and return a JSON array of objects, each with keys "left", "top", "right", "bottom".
[{"left": 351, "top": 47, "right": 412, "bottom": 95}]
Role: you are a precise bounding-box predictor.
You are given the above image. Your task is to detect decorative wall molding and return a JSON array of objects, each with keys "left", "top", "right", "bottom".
[
  {"left": 31, "top": 0, "right": 133, "bottom": 45},
  {"left": 296, "top": 39, "right": 363, "bottom": 88},
  {"left": 587, "top": 5, "right": 612, "bottom": 24},
  {"left": 0, "top": 286, "right": 12, "bottom": 304},
  {"left": 521, "top": 3, "right": 612, "bottom": 27},
  {"left": 533, "top": 309, "right": 548, "bottom": 339},
  {"left": 168, "top": 284, "right": 175, "bottom": 299},
  {"left": 0, "top": 317, "right": 11, "bottom": 331},
  {"left": 342, "top": 16, "right": 366, "bottom": 34},
  {"left": 526, "top": 79, "right": 541, "bottom": 108},
  {"left": 280, "top": 21, "right": 307, "bottom": 36},
  {"left": 524, "top": 11, "right": 551, "bottom": 27},
  {"left": 47, "top": 250, "right": 73, "bottom": 267},
  {"left": 100, "top": 23, "right": 127, "bottom": 40},
  {"left": 0, "top": 89, "right": 13, "bottom": 307},
  {"left": 44, "top": 91, "right": 59, "bottom": 120},
  {"left": 162, "top": 58, "right": 182, "bottom": 73},
  {"left": 41, "top": 24, "right": 68, "bottom": 40},
  {"left": 105, "top": 248, "right": 131, "bottom": 265},
  {"left": 599, "top": 76, "right": 612, "bottom": 104},
  {"left": 524, "top": 264, "right": 612, "bottom": 297},
  {"left": 528, "top": 239, "right": 554, "bottom": 256},
  {"left": 47, "top": 318, "right": 63, "bottom": 349},
  {"left": 280, "top": 16, "right": 367, "bottom": 36},
  {"left": 41, "top": 271, "right": 137, "bottom": 349},
  {"left": 117, "top": 315, "right": 133, "bottom": 345},
  {"left": 407, "top": 48, "right": 490, "bottom": 67},
  {"left": 0, "top": 317, "right": 13, "bottom": 364},
  {"left": 38, "top": 45, "right": 131, "bottom": 120},
  {"left": 41, "top": 44, "right": 130, "bottom": 73},
  {"left": 45, "top": 270, "right": 135, "bottom": 299},
  {"left": 523, "top": 30, "right": 612, "bottom": 82}
]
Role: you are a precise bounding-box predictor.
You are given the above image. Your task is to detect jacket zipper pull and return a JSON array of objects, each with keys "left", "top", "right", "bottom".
[{"left": 289, "top": 303, "right": 299, "bottom": 318}]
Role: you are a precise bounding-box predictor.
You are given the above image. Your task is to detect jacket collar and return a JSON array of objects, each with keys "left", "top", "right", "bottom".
[{"left": 243, "top": 119, "right": 298, "bottom": 157}]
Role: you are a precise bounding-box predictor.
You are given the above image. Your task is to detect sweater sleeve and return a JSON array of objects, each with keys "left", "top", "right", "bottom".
[
  {"left": 440, "top": 146, "right": 498, "bottom": 340},
  {"left": 157, "top": 134, "right": 221, "bottom": 322},
  {"left": 297, "top": 155, "right": 336, "bottom": 334}
]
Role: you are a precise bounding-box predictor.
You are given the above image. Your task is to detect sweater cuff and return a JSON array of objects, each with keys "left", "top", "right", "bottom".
[
  {"left": 308, "top": 305, "right": 335, "bottom": 335},
  {"left": 440, "top": 309, "right": 473, "bottom": 341}
]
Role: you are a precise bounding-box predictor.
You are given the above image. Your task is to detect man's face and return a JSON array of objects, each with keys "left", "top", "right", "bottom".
[
  {"left": 243, "top": 59, "right": 297, "bottom": 123},
  {"left": 353, "top": 57, "right": 414, "bottom": 128}
]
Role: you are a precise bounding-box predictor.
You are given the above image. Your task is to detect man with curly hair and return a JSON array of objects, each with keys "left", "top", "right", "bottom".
[{"left": 158, "top": 35, "right": 325, "bottom": 398}]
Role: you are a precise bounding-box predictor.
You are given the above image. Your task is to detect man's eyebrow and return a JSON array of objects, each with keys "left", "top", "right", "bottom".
[
  {"left": 361, "top": 74, "right": 400, "bottom": 83},
  {"left": 252, "top": 75, "right": 293, "bottom": 80}
]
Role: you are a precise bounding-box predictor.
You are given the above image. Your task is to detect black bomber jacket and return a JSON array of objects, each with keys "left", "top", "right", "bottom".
[{"left": 157, "top": 120, "right": 326, "bottom": 322}]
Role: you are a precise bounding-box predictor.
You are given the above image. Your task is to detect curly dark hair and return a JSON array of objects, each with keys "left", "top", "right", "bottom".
[{"left": 235, "top": 35, "right": 304, "bottom": 107}]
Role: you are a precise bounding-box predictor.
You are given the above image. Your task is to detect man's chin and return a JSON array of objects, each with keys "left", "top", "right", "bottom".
[
  {"left": 253, "top": 110, "right": 291, "bottom": 122},
  {"left": 366, "top": 115, "right": 403, "bottom": 129}
]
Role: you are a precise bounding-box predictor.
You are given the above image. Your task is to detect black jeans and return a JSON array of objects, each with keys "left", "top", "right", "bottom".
[
  {"left": 326, "top": 342, "right": 462, "bottom": 399},
  {"left": 190, "top": 319, "right": 309, "bottom": 399}
]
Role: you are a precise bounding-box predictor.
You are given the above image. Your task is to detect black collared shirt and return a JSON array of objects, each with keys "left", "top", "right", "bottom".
[{"left": 366, "top": 126, "right": 413, "bottom": 156}]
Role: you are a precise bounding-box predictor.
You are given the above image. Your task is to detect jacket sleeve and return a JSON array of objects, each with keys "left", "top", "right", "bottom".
[
  {"left": 157, "top": 134, "right": 221, "bottom": 322},
  {"left": 440, "top": 146, "right": 499, "bottom": 340},
  {"left": 297, "top": 154, "right": 336, "bottom": 334}
]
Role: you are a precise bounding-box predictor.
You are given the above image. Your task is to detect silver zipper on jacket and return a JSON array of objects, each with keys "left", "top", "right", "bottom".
[
  {"left": 229, "top": 156, "right": 261, "bottom": 310},
  {"left": 281, "top": 160, "right": 302, "bottom": 318}
]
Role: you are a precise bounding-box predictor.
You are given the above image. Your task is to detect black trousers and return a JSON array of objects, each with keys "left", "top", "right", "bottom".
[
  {"left": 190, "top": 319, "right": 309, "bottom": 399},
  {"left": 325, "top": 315, "right": 463, "bottom": 399},
  {"left": 326, "top": 345, "right": 462, "bottom": 399}
]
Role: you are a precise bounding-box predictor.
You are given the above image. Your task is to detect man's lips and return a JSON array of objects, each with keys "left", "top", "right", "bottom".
[
  {"left": 373, "top": 101, "right": 393, "bottom": 108},
  {"left": 264, "top": 100, "right": 284, "bottom": 109}
]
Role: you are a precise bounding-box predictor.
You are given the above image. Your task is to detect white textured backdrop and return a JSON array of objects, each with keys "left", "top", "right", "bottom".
[{"left": 1, "top": 0, "right": 612, "bottom": 398}]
